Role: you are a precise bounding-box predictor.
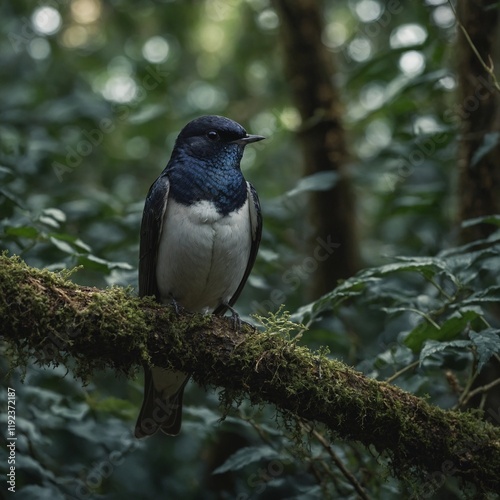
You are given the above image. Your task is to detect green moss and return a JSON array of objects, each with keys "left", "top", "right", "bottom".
[
  {"left": 0, "top": 254, "right": 153, "bottom": 381},
  {"left": 2, "top": 254, "right": 500, "bottom": 494}
]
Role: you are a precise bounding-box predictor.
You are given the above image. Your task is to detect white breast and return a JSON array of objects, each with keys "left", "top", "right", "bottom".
[{"left": 155, "top": 198, "right": 251, "bottom": 312}]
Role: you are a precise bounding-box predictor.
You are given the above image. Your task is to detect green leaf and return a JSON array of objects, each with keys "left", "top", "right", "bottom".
[
  {"left": 382, "top": 306, "right": 423, "bottom": 315},
  {"left": 470, "top": 329, "right": 500, "bottom": 372},
  {"left": 462, "top": 214, "right": 500, "bottom": 228},
  {"left": 38, "top": 215, "right": 60, "bottom": 229},
  {"left": 78, "top": 254, "right": 133, "bottom": 272},
  {"left": 16, "top": 454, "right": 56, "bottom": 481},
  {"left": 128, "top": 103, "right": 169, "bottom": 124},
  {"left": 42, "top": 207, "right": 66, "bottom": 223},
  {"left": 325, "top": 276, "right": 378, "bottom": 300},
  {"left": 457, "top": 285, "right": 500, "bottom": 307},
  {"left": 5, "top": 225, "right": 39, "bottom": 238},
  {"left": 359, "top": 256, "right": 455, "bottom": 283},
  {"left": 183, "top": 405, "right": 221, "bottom": 425},
  {"left": 258, "top": 248, "right": 280, "bottom": 262},
  {"left": 0, "top": 187, "right": 26, "bottom": 208},
  {"left": 88, "top": 396, "right": 136, "bottom": 417},
  {"left": 388, "top": 257, "right": 449, "bottom": 279},
  {"left": 49, "top": 236, "right": 76, "bottom": 254},
  {"left": 405, "top": 310, "right": 480, "bottom": 351},
  {"left": 293, "top": 276, "right": 379, "bottom": 322},
  {"left": 212, "top": 446, "right": 281, "bottom": 474},
  {"left": 49, "top": 233, "right": 92, "bottom": 252},
  {"left": 51, "top": 401, "right": 88, "bottom": 420},
  {"left": 17, "top": 485, "right": 66, "bottom": 500},
  {"left": 471, "top": 132, "right": 500, "bottom": 167},
  {"left": 285, "top": 171, "right": 338, "bottom": 197},
  {"left": 0, "top": 165, "right": 14, "bottom": 176},
  {"left": 419, "top": 339, "right": 472, "bottom": 364}
]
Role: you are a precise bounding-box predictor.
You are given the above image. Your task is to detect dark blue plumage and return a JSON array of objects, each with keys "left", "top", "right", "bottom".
[
  {"left": 167, "top": 158, "right": 248, "bottom": 216},
  {"left": 166, "top": 116, "right": 252, "bottom": 215},
  {"left": 135, "top": 115, "right": 264, "bottom": 438}
]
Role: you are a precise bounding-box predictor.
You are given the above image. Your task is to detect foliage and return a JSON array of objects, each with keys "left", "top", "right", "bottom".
[
  {"left": 1, "top": 1, "right": 499, "bottom": 499},
  {"left": 295, "top": 216, "right": 500, "bottom": 407}
]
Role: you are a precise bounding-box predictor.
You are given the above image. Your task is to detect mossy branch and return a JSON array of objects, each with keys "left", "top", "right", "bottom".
[{"left": 1, "top": 254, "right": 500, "bottom": 494}]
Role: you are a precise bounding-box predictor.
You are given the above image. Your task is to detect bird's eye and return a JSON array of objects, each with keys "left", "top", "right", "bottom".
[{"left": 207, "top": 131, "right": 219, "bottom": 141}]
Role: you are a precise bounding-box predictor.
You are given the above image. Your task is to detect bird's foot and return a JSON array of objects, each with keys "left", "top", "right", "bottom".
[
  {"left": 224, "top": 304, "right": 242, "bottom": 331},
  {"left": 170, "top": 296, "right": 181, "bottom": 315}
]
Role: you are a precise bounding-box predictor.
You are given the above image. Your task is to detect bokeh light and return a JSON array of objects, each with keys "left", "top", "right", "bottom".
[
  {"left": 28, "top": 38, "right": 51, "bottom": 59},
  {"left": 359, "top": 83, "right": 386, "bottom": 111},
  {"left": 71, "top": 0, "right": 101, "bottom": 24},
  {"left": 390, "top": 24, "right": 427, "bottom": 48},
  {"left": 354, "top": 0, "right": 383, "bottom": 23},
  {"left": 31, "top": 6, "right": 62, "bottom": 35},
  {"left": 61, "top": 25, "right": 88, "bottom": 48},
  {"left": 360, "top": 119, "right": 392, "bottom": 157},
  {"left": 432, "top": 6, "right": 455, "bottom": 28},
  {"left": 279, "top": 107, "right": 301, "bottom": 131},
  {"left": 186, "top": 81, "right": 227, "bottom": 111},
  {"left": 413, "top": 115, "right": 442, "bottom": 134},
  {"left": 142, "top": 36, "right": 170, "bottom": 64},
  {"left": 257, "top": 9, "right": 279, "bottom": 30},
  {"left": 198, "top": 24, "right": 225, "bottom": 53},
  {"left": 347, "top": 37, "right": 372, "bottom": 62},
  {"left": 102, "top": 75, "right": 137, "bottom": 103},
  {"left": 323, "top": 22, "right": 348, "bottom": 49},
  {"left": 398, "top": 50, "right": 425, "bottom": 76},
  {"left": 438, "top": 75, "right": 456, "bottom": 90}
]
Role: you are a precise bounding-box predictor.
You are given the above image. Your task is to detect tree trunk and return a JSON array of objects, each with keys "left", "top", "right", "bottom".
[
  {"left": 457, "top": 0, "right": 500, "bottom": 242},
  {"left": 456, "top": 0, "right": 500, "bottom": 419},
  {"left": 273, "top": 0, "right": 359, "bottom": 298},
  {"left": 2, "top": 254, "right": 500, "bottom": 495}
]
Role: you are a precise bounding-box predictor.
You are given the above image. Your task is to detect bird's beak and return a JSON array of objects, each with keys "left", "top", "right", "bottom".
[{"left": 231, "top": 134, "right": 266, "bottom": 145}]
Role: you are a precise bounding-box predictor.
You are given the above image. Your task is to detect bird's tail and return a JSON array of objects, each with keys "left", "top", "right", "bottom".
[{"left": 135, "top": 366, "right": 189, "bottom": 438}]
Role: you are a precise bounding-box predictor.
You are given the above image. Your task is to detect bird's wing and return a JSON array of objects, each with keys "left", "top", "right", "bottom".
[
  {"left": 136, "top": 174, "right": 191, "bottom": 439},
  {"left": 214, "top": 181, "right": 262, "bottom": 314},
  {"left": 139, "top": 174, "right": 170, "bottom": 299}
]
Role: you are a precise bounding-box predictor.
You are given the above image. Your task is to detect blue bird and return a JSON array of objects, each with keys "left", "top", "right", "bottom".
[{"left": 135, "top": 115, "right": 264, "bottom": 438}]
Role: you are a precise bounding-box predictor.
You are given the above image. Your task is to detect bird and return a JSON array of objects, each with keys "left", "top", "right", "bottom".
[{"left": 135, "top": 115, "right": 264, "bottom": 438}]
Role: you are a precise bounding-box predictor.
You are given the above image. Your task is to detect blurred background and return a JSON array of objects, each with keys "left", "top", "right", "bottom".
[{"left": 1, "top": 0, "right": 500, "bottom": 498}]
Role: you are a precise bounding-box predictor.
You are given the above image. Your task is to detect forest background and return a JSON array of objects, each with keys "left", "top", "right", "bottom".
[{"left": 1, "top": 1, "right": 500, "bottom": 498}]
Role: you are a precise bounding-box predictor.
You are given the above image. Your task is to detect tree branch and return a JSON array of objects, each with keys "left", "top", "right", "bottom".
[{"left": 1, "top": 254, "right": 500, "bottom": 494}]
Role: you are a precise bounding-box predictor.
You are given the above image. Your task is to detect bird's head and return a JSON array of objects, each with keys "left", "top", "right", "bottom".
[{"left": 172, "top": 115, "right": 265, "bottom": 170}]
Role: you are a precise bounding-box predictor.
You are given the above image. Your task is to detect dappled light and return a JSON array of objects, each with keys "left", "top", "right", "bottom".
[
  {"left": 31, "top": 6, "right": 62, "bottom": 35},
  {"left": 142, "top": 36, "right": 170, "bottom": 64},
  {"left": 389, "top": 23, "right": 428, "bottom": 48},
  {"left": 398, "top": 50, "right": 426, "bottom": 76}
]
